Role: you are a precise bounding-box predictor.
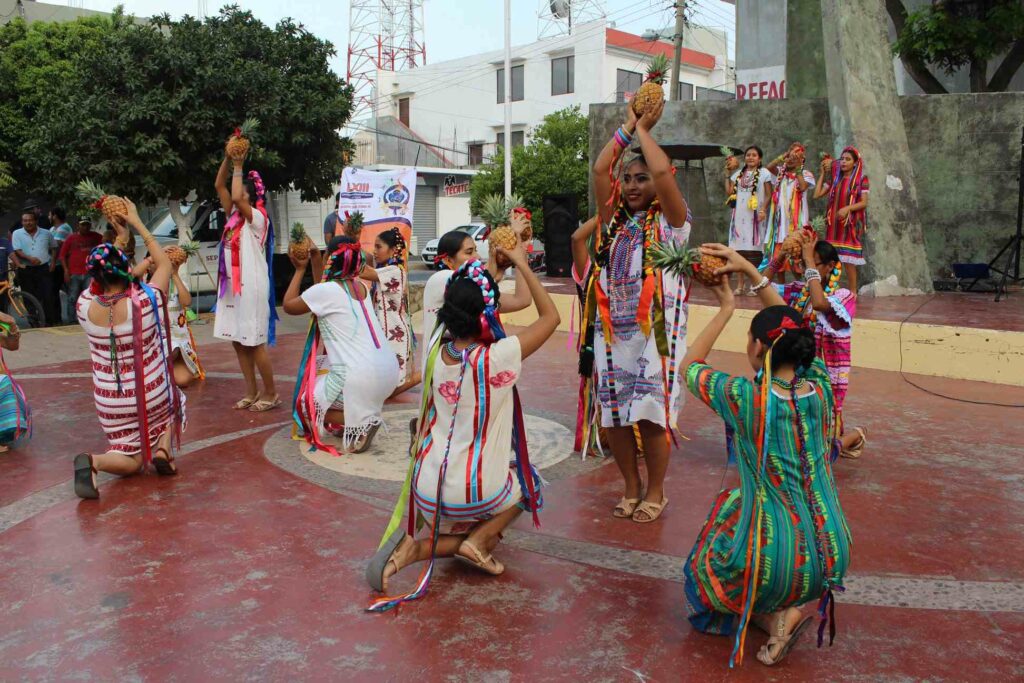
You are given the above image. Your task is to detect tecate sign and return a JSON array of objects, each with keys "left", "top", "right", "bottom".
[{"left": 735, "top": 65, "right": 786, "bottom": 101}]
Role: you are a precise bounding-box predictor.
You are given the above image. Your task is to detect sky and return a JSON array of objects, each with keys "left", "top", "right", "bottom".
[{"left": 76, "top": 0, "right": 736, "bottom": 76}]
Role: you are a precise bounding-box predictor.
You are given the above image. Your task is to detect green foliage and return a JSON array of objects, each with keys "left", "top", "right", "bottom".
[
  {"left": 470, "top": 106, "right": 589, "bottom": 239},
  {"left": 0, "top": 6, "right": 354, "bottom": 207},
  {"left": 892, "top": 1, "right": 1024, "bottom": 75}
]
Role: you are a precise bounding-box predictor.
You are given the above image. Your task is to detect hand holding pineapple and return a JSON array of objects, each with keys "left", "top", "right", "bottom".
[
  {"left": 632, "top": 53, "right": 669, "bottom": 117},
  {"left": 636, "top": 96, "right": 664, "bottom": 133},
  {"left": 226, "top": 119, "right": 259, "bottom": 162},
  {"left": 647, "top": 241, "right": 727, "bottom": 287}
]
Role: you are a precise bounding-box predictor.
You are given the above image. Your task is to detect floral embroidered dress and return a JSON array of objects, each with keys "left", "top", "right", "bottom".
[
  {"left": 683, "top": 358, "right": 851, "bottom": 663},
  {"left": 413, "top": 336, "right": 531, "bottom": 532},
  {"left": 373, "top": 263, "right": 413, "bottom": 384}
]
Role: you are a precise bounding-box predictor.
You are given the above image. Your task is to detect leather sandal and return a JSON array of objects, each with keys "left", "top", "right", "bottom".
[
  {"left": 756, "top": 613, "right": 813, "bottom": 666},
  {"left": 234, "top": 396, "right": 257, "bottom": 410},
  {"left": 73, "top": 453, "right": 99, "bottom": 500},
  {"left": 632, "top": 496, "right": 668, "bottom": 523},
  {"left": 152, "top": 446, "right": 177, "bottom": 476},
  {"left": 353, "top": 422, "right": 381, "bottom": 454},
  {"left": 248, "top": 396, "right": 281, "bottom": 412},
  {"left": 613, "top": 497, "right": 642, "bottom": 518},
  {"left": 456, "top": 539, "right": 504, "bottom": 576}
]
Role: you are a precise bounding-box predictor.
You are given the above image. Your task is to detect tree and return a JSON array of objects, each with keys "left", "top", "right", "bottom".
[
  {"left": 1, "top": 6, "right": 354, "bottom": 235},
  {"left": 888, "top": 0, "right": 1024, "bottom": 93},
  {"left": 470, "top": 106, "right": 589, "bottom": 238}
]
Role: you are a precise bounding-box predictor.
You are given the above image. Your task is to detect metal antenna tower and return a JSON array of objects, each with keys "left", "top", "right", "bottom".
[
  {"left": 347, "top": 0, "right": 426, "bottom": 123},
  {"left": 538, "top": 0, "right": 606, "bottom": 40}
]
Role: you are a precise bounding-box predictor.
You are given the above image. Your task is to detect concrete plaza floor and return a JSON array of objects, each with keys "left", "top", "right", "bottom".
[{"left": 0, "top": 309, "right": 1021, "bottom": 681}]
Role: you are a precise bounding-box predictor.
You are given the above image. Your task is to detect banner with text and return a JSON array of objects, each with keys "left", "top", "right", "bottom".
[
  {"left": 337, "top": 167, "right": 417, "bottom": 255},
  {"left": 735, "top": 65, "right": 786, "bottom": 101}
]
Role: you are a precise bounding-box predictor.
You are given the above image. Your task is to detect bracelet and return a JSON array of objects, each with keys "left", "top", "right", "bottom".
[
  {"left": 613, "top": 125, "right": 633, "bottom": 150},
  {"left": 804, "top": 268, "right": 822, "bottom": 281},
  {"left": 751, "top": 276, "right": 771, "bottom": 292}
]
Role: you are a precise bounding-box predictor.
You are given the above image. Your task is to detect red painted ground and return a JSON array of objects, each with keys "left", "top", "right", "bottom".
[{"left": 0, "top": 327, "right": 1021, "bottom": 680}]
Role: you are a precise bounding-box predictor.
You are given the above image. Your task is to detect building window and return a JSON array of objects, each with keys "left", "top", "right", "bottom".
[
  {"left": 551, "top": 55, "right": 574, "bottom": 96},
  {"left": 398, "top": 97, "right": 410, "bottom": 127},
  {"left": 616, "top": 69, "right": 643, "bottom": 104},
  {"left": 497, "top": 65, "right": 525, "bottom": 103},
  {"left": 468, "top": 143, "right": 483, "bottom": 166},
  {"left": 496, "top": 131, "right": 525, "bottom": 150},
  {"left": 678, "top": 81, "right": 694, "bottom": 101}
]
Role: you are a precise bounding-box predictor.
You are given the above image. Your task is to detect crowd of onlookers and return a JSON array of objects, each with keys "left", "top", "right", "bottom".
[{"left": 5, "top": 202, "right": 103, "bottom": 326}]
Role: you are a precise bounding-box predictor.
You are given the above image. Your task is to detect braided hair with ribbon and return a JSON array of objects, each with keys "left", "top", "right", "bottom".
[
  {"left": 367, "top": 258, "right": 542, "bottom": 613},
  {"left": 87, "top": 243, "right": 183, "bottom": 469},
  {"left": 376, "top": 227, "right": 407, "bottom": 268}
]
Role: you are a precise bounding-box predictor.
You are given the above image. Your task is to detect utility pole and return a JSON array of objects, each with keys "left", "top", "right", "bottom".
[
  {"left": 670, "top": 1, "right": 686, "bottom": 100},
  {"left": 503, "top": 0, "right": 513, "bottom": 199}
]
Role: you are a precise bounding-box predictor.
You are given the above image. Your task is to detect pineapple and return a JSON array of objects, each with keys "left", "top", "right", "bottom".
[
  {"left": 632, "top": 53, "right": 669, "bottom": 117},
  {"left": 165, "top": 240, "right": 200, "bottom": 268},
  {"left": 75, "top": 178, "right": 128, "bottom": 225},
  {"left": 648, "top": 241, "right": 726, "bottom": 288},
  {"left": 344, "top": 211, "right": 364, "bottom": 239},
  {"left": 481, "top": 194, "right": 519, "bottom": 268},
  {"left": 289, "top": 223, "right": 310, "bottom": 261},
  {"left": 721, "top": 146, "right": 739, "bottom": 173},
  {"left": 506, "top": 194, "right": 532, "bottom": 242},
  {"left": 809, "top": 215, "right": 826, "bottom": 237},
  {"left": 820, "top": 152, "right": 834, "bottom": 178},
  {"left": 226, "top": 118, "right": 260, "bottom": 160}
]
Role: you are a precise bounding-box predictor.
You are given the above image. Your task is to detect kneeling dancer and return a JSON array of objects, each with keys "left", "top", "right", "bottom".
[
  {"left": 680, "top": 245, "right": 851, "bottom": 667},
  {"left": 366, "top": 245, "right": 558, "bottom": 610},
  {"left": 73, "top": 204, "right": 186, "bottom": 499},
  {"left": 286, "top": 238, "right": 399, "bottom": 454}
]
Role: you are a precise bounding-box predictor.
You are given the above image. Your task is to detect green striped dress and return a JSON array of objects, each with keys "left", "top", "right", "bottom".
[{"left": 682, "top": 358, "right": 851, "bottom": 653}]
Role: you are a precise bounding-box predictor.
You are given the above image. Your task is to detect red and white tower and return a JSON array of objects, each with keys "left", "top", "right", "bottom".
[{"left": 347, "top": 0, "right": 427, "bottom": 122}]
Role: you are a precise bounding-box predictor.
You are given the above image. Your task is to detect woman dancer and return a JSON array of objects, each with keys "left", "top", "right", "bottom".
[
  {"left": 765, "top": 236, "right": 865, "bottom": 457},
  {"left": 286, "top": 238, "right": 398, "bottom": 454},
  {"left": 214, "top": 150, "right": 278, "bottom": 412},
  {"left": 762, "top": 144, "right": 815, "bottom": 280},
  {"left": 0, "top": 312, "right": 30, "bottom": 453},
  {"left": 365, "top": 244, "right": 557, "bottom": 608},
  {"left": 360, "top": 228, "right": 420, "bottom": 397},
  {"left": 134, "top": 251, "right": 204, "bottom": 388},
  {"left": 725, "top": 146, "right": 774, "bottom": 294},
  {"left": 581, "top": 98, "right": 689, "bottom": 524},
  {"left": 73, "top": 203, "right": 186, "bottom": 499},
  {"left": 681, "top": 244, "right": 850, "bottom": 667},
  {"left": 421, "top": 227, "right": 533, "bottom": 350},
  {"left": 814, "top": 147, "right": 869, "bottom": 293}
]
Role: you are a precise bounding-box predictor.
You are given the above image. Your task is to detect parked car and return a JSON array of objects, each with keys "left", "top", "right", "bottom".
[
  {"left": 421, "top": 223, "right": 489, "bottom": 268},
  {"left": 421, "top": 222, "right": 545, "bottom": 272}
]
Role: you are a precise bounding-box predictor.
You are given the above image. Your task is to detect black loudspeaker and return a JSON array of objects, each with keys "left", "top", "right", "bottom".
[{"left": 543, "top": 194, "right": 577, "bottom": 277}]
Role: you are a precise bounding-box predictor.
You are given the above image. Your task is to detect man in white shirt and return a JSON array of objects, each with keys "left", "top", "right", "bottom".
[
  {"left": 49, "top": 207, "right": 73, "bottom": 323},
  {"left": 12, "top": 210, "right": 57, "bottom": 326}
]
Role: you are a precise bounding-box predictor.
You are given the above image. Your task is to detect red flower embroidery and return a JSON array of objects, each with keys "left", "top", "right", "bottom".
[
  {"left": 438, "top": 381, "right": 459, "bottom": 404},
  {"left": 489, "top": 370, "right": 517, "bottom": 388}
]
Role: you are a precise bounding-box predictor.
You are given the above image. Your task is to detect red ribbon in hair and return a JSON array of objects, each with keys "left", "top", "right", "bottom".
[{"left": 766, "top": 317, "right": 801, "bottom": 342}]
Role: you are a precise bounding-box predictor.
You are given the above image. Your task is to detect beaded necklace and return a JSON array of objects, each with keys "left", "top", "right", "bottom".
[
  {"left": 793, "top": 263, "right": 843, "bottom": 317},
  {"left": 95, "top": 290, "right": 131, "bottom": 393},
  {"left": 443, "top": 341, "right": 477, "bottom": 362}
]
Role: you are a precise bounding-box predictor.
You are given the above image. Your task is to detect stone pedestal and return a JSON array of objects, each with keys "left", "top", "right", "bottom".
[
  {"left": 787, "top": 0, "right": 828, "bottom": 99},
  {"left": 820, "top": 0, "right": 932, "bottom": 292}
]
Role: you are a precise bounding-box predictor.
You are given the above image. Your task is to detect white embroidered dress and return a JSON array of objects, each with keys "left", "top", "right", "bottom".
[
  {"left": 413, "top": 336, "right": 524, "bottom": 529},
  {"left": 373, "top": 264, "right": 413, "bottom": 384},
  {"left": 575, "top": 214, "right": 690, "bottom": 430},
  {"left": 729, "top": 167, "right": 775, "bottom": 251},
  {"left": 214, "top": 209, "right": 270, "bottom": 346},
  {"left": 301, "top": 281, "right": 399, "bottom": 447}
]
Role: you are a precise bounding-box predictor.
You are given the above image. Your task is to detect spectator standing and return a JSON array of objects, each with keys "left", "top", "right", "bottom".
[
  {"left": 0, "top": 231, "right": 22, "bottom": 314},
  {"left": 49, "top": 207, "right": 73, "bottom": 322},
  {"left": 12, "top": 211, "right": 57, "bottom": 326},
  {"left": 322, "top": 192, "right": 341, "bottom": 246},
  {"left": 59, "top": 218, "right": 102, "bottom": 323}
]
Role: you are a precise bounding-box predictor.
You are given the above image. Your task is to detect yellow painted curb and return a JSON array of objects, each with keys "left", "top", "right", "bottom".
[{"left": 497, "top": 292, "right": 1024, "bottom": 387}]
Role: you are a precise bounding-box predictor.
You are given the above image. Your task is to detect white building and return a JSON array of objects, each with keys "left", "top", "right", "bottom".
[{"left": 355, "top": 20, "right": 733, "bottom": 250}]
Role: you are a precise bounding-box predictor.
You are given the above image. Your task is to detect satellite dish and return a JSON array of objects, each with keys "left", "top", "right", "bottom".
[{"left": 550, "top": 0, "right": 571, "bottom": 19}]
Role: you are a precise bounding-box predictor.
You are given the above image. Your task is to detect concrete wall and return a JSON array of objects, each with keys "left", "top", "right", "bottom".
[{"left": 589, "top": 93, "right": 1024, "bottom": 279}]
